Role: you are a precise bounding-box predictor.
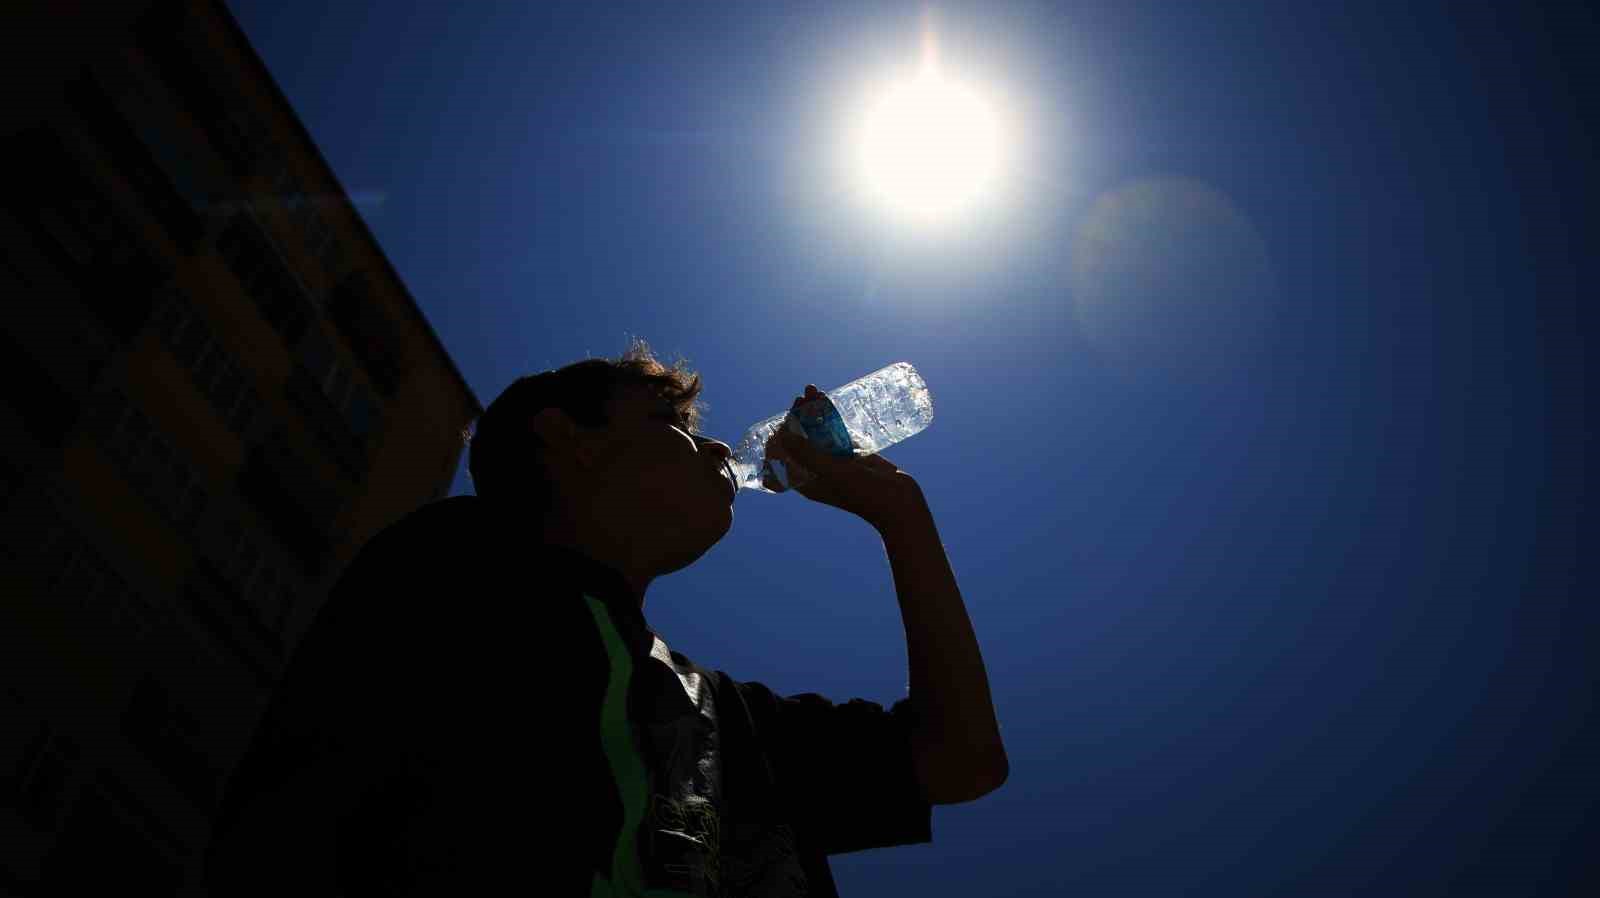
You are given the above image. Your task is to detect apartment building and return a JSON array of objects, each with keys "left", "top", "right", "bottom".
[{"left": 1, "top": 1, "right": 482, "bottom": 893}]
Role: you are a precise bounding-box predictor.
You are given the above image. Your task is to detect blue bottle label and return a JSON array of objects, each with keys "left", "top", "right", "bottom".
[{"left": 785, "top": 395, "right": 856, "bottom": 457}]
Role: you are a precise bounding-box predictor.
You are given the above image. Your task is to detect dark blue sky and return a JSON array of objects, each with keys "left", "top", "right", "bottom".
[{"left": 227, "top": 2, "right": 1593, "bottom": 894}]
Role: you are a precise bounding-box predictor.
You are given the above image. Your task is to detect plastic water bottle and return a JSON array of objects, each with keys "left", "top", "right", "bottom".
[{"left": 728, "top": 362, "right": 934, "bottom": 493}]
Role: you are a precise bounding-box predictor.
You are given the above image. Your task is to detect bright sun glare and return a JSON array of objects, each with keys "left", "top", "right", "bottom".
[{"left": 854, "top": 20, "right": 1004, "bottom": 226}]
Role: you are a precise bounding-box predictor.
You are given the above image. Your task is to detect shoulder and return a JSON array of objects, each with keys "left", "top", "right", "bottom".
[
  {"left": 719, "top": 676, "right": 916, "bottom": 728},
  {"left": 345, "top": 496, "right": 499, "bottom": 572},
  {"left": 323, "top": 496, "right": 579, "bottom": 628},
  {"left": 275, "top": 497, "right": 602, "bottom": 724}
]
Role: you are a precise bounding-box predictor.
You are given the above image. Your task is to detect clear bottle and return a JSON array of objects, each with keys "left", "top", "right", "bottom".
[{"left": 728, "top": 362, "right": 934, "bottom": 493}]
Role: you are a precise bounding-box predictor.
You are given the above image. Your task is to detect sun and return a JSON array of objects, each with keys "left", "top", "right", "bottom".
[{"left": 853, "top": 24, "right": 1004, "bottom": 226}]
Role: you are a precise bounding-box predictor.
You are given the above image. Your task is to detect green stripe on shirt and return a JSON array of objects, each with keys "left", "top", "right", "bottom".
[{"left": 583, "top": 595, "right": 698, "bottom": 898}]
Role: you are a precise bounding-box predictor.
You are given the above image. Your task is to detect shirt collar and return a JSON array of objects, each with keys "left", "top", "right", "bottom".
[{"left": 537, "top": 542, "right": 640, "bottom": 611}]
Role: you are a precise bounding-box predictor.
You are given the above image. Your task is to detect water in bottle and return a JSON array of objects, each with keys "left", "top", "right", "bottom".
[{"left": 728, "top": 362, "right": 934, "bottom": 493}]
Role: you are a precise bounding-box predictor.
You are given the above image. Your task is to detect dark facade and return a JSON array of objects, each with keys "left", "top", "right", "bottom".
[{"left": 1, "top": 2, "right": 482, "bottom": 893}]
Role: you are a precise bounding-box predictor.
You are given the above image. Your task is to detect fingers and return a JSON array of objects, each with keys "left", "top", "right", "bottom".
[
  {"left": 774, "top": 430, "right": 836, "bottom": 478},
  {"left": 792, "top": 387, "right": 822, "bottom": 410},
  {"left": 858, "top": 453, "right": 898, "bottom": 472},
  {"left": 778, "top": 428, "right": 896, "bottom": 473},
  {"left": 776, "top": 427, "right": 824, "bottom": 465}
]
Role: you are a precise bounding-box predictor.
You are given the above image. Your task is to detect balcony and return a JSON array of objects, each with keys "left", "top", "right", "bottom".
[
  {"left": 64, "top": 71, "right": 203, "bottom": 253},
  {"left": 0, "top": 327, "right": 82, "bottom": 451},
  {"left": 39, "top": 773, "right": 185, "bottom": 896},
  {"left": 135, "top": 3, "right": 262, "bottom": 178},
  {"left": 326, "top": 272, "right": 407, "bottom": 397},
  {"left": 179, "top": 557, "right": 282, "bottom": 691},
  {"left": 120, "top": 675, "right": 224, "bottom": 815},
  {"left": 284, "top": 363, "right": 368, "bottom": 482},
  {"left": 235, "top": 434, "right": 338, "bottom": 579},
  {"left": 4, "top": 127, "right": 167, "bottom": 341},
  {"left": 216, "top": 212, "right": 314, "bottom": 348}
]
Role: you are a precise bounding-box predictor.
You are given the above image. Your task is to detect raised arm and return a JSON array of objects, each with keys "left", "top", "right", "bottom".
[
  {"left": 768, "top": 391, "right": 1008, "bottom": 804},
  {"left": 874, "top": 482, "right": 1009, "bottom": 803}
]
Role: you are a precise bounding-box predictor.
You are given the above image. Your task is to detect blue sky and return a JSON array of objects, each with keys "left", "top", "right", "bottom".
[{"left": 227, "top": 2, "right": 1593, "bottom": 894}]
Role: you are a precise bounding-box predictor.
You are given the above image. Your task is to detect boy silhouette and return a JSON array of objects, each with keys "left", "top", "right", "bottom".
[{"left": 205, "top": 341, "right": 1005, "bottom": 896}]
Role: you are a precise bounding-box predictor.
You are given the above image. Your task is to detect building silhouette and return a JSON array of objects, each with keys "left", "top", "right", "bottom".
[{"left": 1, "top": 1, "right": 482, "bottom": 893}]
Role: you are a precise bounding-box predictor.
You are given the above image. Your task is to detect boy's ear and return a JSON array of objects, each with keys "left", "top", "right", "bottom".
[{"left": 529, "top": 407, "right": 597, "bottom": 468}]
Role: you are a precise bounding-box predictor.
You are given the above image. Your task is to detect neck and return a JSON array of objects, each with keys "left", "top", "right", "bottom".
[{"left": 540, "top": 514, "right": 653, "bottom": 609}]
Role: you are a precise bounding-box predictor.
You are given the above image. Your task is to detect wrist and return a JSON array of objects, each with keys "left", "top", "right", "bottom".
[{"left": 868, "top": 475, "right": 930, "bottom": 534}]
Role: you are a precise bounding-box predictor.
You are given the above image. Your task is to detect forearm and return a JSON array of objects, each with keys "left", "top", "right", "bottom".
[{"left": 876, "top": 485, "right": 1008, "bottom": 803}]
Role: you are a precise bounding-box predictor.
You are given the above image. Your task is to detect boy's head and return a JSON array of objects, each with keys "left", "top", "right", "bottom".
[{"left": 467, "top": 339, "right": 736, "bottom": 580}]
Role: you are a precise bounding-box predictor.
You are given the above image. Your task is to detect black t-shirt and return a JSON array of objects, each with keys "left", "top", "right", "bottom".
[{"left": 206, "top": 496, "right": 931, "bottom": 897}]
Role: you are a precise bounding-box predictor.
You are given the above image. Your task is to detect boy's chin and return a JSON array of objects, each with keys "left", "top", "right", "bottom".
[{"left": 656, "top": 520, "right": 730, "bottom": 576}]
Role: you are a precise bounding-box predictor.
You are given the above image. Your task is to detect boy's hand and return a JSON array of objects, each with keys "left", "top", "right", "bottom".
[{"left": 763, "top": 385, "right": 927, "bottom": 531}]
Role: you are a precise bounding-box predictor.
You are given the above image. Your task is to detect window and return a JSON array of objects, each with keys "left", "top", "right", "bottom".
[
  {"left": 200, "top": 514, "right": 295, "bottom": 649},
  {"left": 234, "top": 536, "right": 262, "bottom": 591},
  {"left": 0, "top": 322, "right": 82, "bottom": 450},
  {"left": 0, "top": 455, "right": 21, "bottom": 511},
  {"left": 298, "top": 324, "right": 362, "bottom": 414},
  {"left": 148, "top": 281, "right": 185, "bottom": 341},
  {"left": 289, "top": 326, "right": 379, "bottom": 479},
  {"left": 168, "top": 311, "right": 208, "bottom": 370},
  {"left": 151, "top": 283, "right": 265, "bottom": 440},
  {"left": 216, "top": 211, "right": 313, "bottom": 347},
  {"left": 247, "top": 564, "right": 286, "bottom": 630},
  {"left": 270, "top": 165, "right": 294, "bottom": 210},
  {"left": 285, "top": 362, "right": 368, "bottom": 481},
  {"left": 111, "top": 407, "right": 153, "bottom": 471},
  {"left": 297, "top": 325, "right": 341, "bottom": 399},
  {"left": 237, "top": 432, "right": 339, "bottom": 577},
  {"left": 326, "top": 271, "right": 407, "bottom": 396},
  {"left": 326, "top": 358, "right": 353, "bottom": 409},
  {"left": 180, "top": 560, "right": 282, "bottom": 688},
  {"left": 120, "top": 675, "right": 222, "bottom": 814},
  {"left": 2, "top": 247, "right": 118, "bottom": 395},
  {"left": 273, "top": 165, "right": 344, "bottom": 280},
  {"left": 78, "top": 386, "right": 132, "bottom": 450},
  {"left": 4, "top": 127, "right": 166, "bottom": 340},
  {"left": 4, "top": 710, "right": 79, "bottom": 833},
  {"left": 199, "top": 520, "right": 256, "bottom": 605},
  {"left": 178, "top": 482, "right": 208, "bottom": 534},
  {"left": 316, "top": 227, "right": 347, "bottom": 276},
  {"left": 214, "top": 518, "right": 244, "bottom": 574},
  {"left": 273, "top": 580, "right": 298, "bottom": 635},
  {"left": 102, "top": 51, "right": 223, "bottom": 220},
  {"left": 84, "top": 387, "right": 213, "bottom": 538},
  {"left": 43, "top": 526, "right": 157, "bottom": 644},
  {"left": 135, "top": 2, "right": 265, "bottom": 179},
  {"left": 42, "top": 774, "right": 185, "bottom": 894},
  {"left": 139, "top": 433, "right": 173, "bottom": 492},
  {"left": 345, "top": 387, "right": 383, "bottom": 447},
  {"left": 65, "top": 70, "right": 203, "bottom": 251},
  {"left": 228, "top": 388, "right": 263, "bottom": 437},
  {"left": 151, "top": 446, "right": 208, "bottom": 536},
  {"left": 209, "top": 363, "right": 245, "bottom": 418},
  {"left": 191, "top": 341, "right": 223, "bottom": 394},
  {"left": 36, "top": 202, "right": 95, "bottom": 266}
]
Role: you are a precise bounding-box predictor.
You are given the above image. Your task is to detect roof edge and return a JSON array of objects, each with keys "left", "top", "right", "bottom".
[{"left": 210, "top": 0, "right": 484, "bottom": 418}]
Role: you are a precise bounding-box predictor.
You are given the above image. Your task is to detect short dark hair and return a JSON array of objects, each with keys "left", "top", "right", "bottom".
[{"left": 466, "top": 338, "right": 704, "bottom": 510}]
